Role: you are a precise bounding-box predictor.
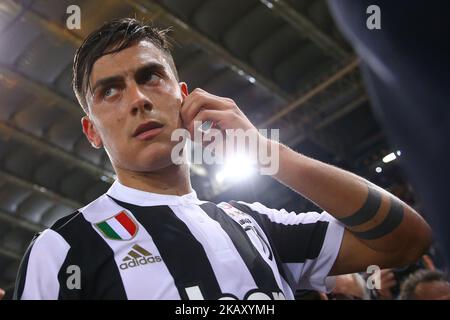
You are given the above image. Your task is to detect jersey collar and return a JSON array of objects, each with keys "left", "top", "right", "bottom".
[{"left": 106, "top": 180, "right": 203, "bottom": 206}]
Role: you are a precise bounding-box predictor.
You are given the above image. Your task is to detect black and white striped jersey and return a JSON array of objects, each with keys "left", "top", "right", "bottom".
[{"left": 14, "top": 180, "right": 345, "bottom": 300}]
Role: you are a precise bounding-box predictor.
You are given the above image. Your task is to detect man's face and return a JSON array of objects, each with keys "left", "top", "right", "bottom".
[
  {"left": 82, "top": 40, "right": 187, "bottom": 173},
  {"left": 414, "top": 280, "right": 450, "bottom": 300}
]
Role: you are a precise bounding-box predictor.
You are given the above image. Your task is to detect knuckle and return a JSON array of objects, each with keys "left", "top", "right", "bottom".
[
  {"left": 228, "top": 110, "right": 238, "bottom": 120},
  {"left": 224, "top": 97, "right": 236, "bottom": 106},
  {"left": 192, "top": 88, "right": 204, "bottom": 96},
  {"left": 196, "top": 109, "right": 205, "bottom": 119}
]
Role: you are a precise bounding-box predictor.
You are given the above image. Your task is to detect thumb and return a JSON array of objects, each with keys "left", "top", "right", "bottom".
[
  {"left": 422, "top": 254, "right": 436, "bottom": 270},
  {"left": 0, "top": 288, "right": 5, "bottom": 300}
]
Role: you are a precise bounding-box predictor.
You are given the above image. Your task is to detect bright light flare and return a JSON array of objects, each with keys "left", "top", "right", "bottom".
[
  {"left": 382, "top": 152, "right": 397, "bottom": 163},
  {"left": 215, "top": 154, "right": 256, "bottom": 183}
]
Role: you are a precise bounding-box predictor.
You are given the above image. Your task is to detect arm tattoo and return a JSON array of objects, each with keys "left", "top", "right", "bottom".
[
  {"left": 351, "top": 197, "right": 404, "bottom": 240},
  {"left": 338, "top": 184, "right": 405, "bottom": 240},
  {"left": 338, "top": 185, "right": 381, "bottom": 226}
]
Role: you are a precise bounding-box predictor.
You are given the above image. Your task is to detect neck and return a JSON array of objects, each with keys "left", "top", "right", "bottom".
[{"left": 115, "top": 163, "right": 193, "bottom": 196}]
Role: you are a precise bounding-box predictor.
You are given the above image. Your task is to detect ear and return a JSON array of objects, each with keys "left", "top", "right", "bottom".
[
  {"left": 81, "top": 116, "right": 103, "bottom": 149},
  {"left": 179, "top": 82, "right": 188, "bottom": 99}
]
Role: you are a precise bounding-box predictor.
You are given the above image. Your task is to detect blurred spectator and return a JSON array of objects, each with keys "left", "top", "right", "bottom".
[
  {"left": 297, "top": 254, "right": 441, "bottom": 300},
  {"left": 328, "top": 273, "right": 370, "bottom": 300},
  {"left": 399, "top": 270, "right": 450, "bottom": 300},
  {"left": 369, "top": 254, "right": 437, "bottom": 299},
  {"left": 372, "top": 269, "right": 397, "bottom": 300}
]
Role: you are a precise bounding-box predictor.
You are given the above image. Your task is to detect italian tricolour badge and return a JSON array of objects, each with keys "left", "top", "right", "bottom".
[{"left": 95, "top": 210, "right": 138, "bottom": 241}]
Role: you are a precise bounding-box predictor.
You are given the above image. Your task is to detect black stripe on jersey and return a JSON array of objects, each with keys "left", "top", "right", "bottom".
[
  {"left": 230, "top": 201, "right": 329, "bottom": 261},
  {"left": 51, "top": 211, "right": 79, "bottom": 229},
  {"left": 13, "top": 232, "right": 41, "bottom": 300},
  {"left": 110, "top": 198, "right": 222, "bottom": 300},
  {"left": 52, "top": 212, "right": 127, "bottom": 299},
  {"left": 200, "top": 202, "right": 282, "bottom": 294}
]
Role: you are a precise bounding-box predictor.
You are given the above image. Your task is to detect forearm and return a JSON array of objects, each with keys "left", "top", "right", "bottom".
[
  {"left": 273, "top": 142, "right": 373, "bottom": 217},
  {"left": 268, "top": 141, "right": 432, "bottom": 258}
]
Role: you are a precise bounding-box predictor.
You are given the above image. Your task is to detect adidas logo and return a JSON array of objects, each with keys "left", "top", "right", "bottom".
[{"left": 119, "top": 244, "right": 162, "bottom": 270}]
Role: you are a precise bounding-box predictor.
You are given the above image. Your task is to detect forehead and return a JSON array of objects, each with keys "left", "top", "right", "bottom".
[{"left": 90, "top": 40, "right": 172, "bottom": 83}]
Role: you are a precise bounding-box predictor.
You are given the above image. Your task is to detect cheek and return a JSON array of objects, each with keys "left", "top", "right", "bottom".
[
  {"left": 97, "top": 116, "right": 126, "bottom": 145},
  {"left": 158, "top": 94, "right": 183, "bottom": 126},
  {"left": 105, "top": 116, "right": 125, "bottom": 132},
  {"left": 170, "top": 103, "right": 183, "bottom": 128},
  {"left": 159, "top": 80, "right": 183, "bottom": 105}
]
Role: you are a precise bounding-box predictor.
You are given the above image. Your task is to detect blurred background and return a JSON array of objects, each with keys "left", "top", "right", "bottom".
[{"left": 0, "top": 0, "right": 446, "bottom": 299}]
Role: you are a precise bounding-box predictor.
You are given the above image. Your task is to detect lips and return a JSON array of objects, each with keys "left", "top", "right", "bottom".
[{"left": 133, "top": 120, "right": 164, "bottom": 140}]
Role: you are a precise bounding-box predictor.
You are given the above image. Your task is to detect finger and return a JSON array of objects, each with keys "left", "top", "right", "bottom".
[
  {"left": 0, "top": 288, "right": 5, "bottom": 300},
  {"left": 381, "top": 271, "right": 395, "bottom": 281},
  {"left": 182, "top": 92, "right": 228, "bottom": 128},
  {"left": 380, "top": 268, "right": 392, "bottom": 275},
  {"left": 422, "top": 254, "right": 436, "bottom": 271},
  {"left": 379, "top": 269, "right": 393, "bottom": 279},
  {"left": 189, "top": 109, "right": 235, "bottom": 137},
  {"left": 188, "top": 110, "right": 224, "bottom": 140},
  {"left": 181, "top": 89, "right": 232, "bottom": 126}
]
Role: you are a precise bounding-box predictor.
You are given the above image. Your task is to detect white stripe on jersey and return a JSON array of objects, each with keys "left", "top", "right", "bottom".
[
  {"left": 298, "top": 217, "right": 344, "bottom": 292},
  {"left": 238, "top": 201, "right": 332, "bottom": 225},
  {"left": 21, "top": 229, "right": 70, "bottom": 300},
  {"left": 80, "top": 197, "right": 181, "bottom": 300},
  {"left": 169, "top": 204, "right": 260, "bottom": 299}
]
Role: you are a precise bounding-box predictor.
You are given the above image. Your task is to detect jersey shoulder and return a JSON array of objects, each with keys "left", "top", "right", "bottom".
[{"left": 49, "top": 211, "right": 82, "bottom": 232}]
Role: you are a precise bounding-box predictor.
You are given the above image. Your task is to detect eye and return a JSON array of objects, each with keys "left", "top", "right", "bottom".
[
  {"left": 103, "top": 87, "right": 119, "bottom": 98},
  {"left": 137, "top": 69, "right": 162, "bottom": 85},
  {"left": 145, "top": 72, "right": 161, "bottom": 83}
]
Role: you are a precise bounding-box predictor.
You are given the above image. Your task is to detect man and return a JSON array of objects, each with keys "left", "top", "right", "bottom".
[
  {"left": 14, "top": 18, "right": 431, "bottom": 300},
  {"left": 399, "top": 270, "right": 450, "bottom": 300},
  {"left": 328, "top": 273, "right": 369, "bottom": 300}
]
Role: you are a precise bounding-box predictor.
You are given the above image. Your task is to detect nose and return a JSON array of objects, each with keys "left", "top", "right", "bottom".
[{"left": 128, "top": 83, "right": 152, "bottom": 115}]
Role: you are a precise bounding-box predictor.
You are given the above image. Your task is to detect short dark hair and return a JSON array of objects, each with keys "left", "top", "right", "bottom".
[
  {"left": 399, "top": 269, "right": 448, "bottom": 300},
  {"left": 72, "top": 18, "right": 178, "bottom": 113}
]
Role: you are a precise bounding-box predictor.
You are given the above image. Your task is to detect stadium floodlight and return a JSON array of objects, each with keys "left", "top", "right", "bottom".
[
  {"left": 382, "top": 152, "right": 397, "bottom": 163},
  {"left": 215, "top": 154, "right": 256, "bottom": 184}
]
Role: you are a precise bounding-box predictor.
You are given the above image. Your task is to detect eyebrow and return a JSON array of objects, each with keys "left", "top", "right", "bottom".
[
  {"left": 91, "top": 76, "right": 124, "bottom": 94},
  {"left": 90, "top": 62, "right": 167, "bottom": 94}
]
